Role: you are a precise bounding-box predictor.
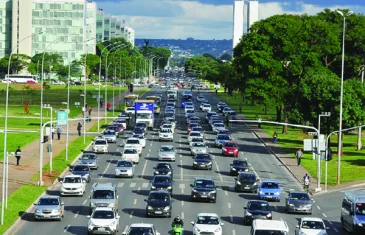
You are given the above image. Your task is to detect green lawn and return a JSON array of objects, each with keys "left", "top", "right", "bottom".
[
  {"left": 0, "top": 184, "right": 47, "bottom": 235},
  {"left": 0, "top": 133, "right": 39, "bottom": 161},
  {"left": 217, "top": 91, "right": 365, "bottom": 186}
]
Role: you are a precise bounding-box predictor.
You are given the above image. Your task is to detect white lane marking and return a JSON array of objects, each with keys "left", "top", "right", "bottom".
[
  {"left": 322, "top": 213, "right": 327, "bottom": 218},
  {"left": 142, "top": 182, "right": 149, "bottom": 188},
  {"left": 274, "top": 205, "right": 278, "bottom": 210},
  {"left": 133, "top": 199, "right": 137, "bottom": 205},
  {"left": 130, "top": 183, "right": 136, "bottom": 187},
  {"left": 233, "top": 230, "right": 236, "bottom": 235},
  {"left": 280, "top": 217, "right": 283, "bottom": 221},
  {"left": 117, "top": 183, "right": 124, "bottom": 188},
  {"left": 101, "top": 159, "right": 113, "bottom": 179},
  {"left": 123, "top": 226, "right": 129, "bottom": 234},
  {"left": 150, "top": 143, "right": 152, "bottom": 146},
  {"left": 230, "top": 215, "right": 233, "bottom": 223},
  {"left": 327, "top": 220, "right": 333, "bottom": 225},
  {"left": 181, "top": 212, "right": 185, "bottom": 219},
  {"left": 334, "top": 228, "right": 339, "bottom": 233},
  {"left": 215, "top": 161, "right": 223, "bottom": 181},
  {"left": 180, "top": 159, "right": 183, "bottom": 180},
  {"left": 317, "top": 205, "right": 321, "bottom": 210},
  {"left": 130, "top": 210, "right": 134, "bottom": 218},
  {"left": 63, "top": 225, "right": 70, "bottom": 233},
  {"left": 246, "top": 158, "right": 261, "bottom": 181},
  {"left": 228, "top": 202, "right": 231, "bottom": 209},
  {"left": 179, "top": 184, "right": 185, "bottom": 189},
  {"left": 147, "top": 153, "right": 150, "bottom": 157},
  {"left": 141, "top": 160, "right": 148, "bottom": 176},
  {"left": 149, "top": 149, "right": 151, "bottom": 152},
  {"left": 181, "top": 201, "right": 184, "bottom": 206},
  {"left": 83, "top": 199, "right": 87, "bottom": 205},
  {"left": 74, "top": 211, "right": 79, "bottom": 218},
  {"left": 225, "top": 191, "right": 228, "bottom": 196}
]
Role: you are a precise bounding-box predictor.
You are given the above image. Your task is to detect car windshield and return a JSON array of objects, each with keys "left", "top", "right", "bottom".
[
  {"left": 136, "top": 123, "right": 147, "bottom": 128},
  {"left": 290, "top": 193, "right": 310, "bottom": 200},
  {"left": 234, "top": 160, "right": 247, "bottom": 166},
  {"left": 203, "top": 104, "right": 211, "bottom": 107},
  {"left": 160, "top": 129, "right": 172, "bottom": 133},
  {"left": 192, "top": 138, "right": 204, "bottom": 143},
  {"left": 124, "top": 149, "right": 137, "bottom": 154},
  {"left": 39, "top": 198, "right": 59, "bottom": 205},
  {"left": 149, "top": 193, "right": 170, "bottom": 202},
  {"left": 92, "top": 210, "right": 114, "bottom": 219},
  {"left": 92, "top": 190, "right": 114, "bottom": 199},
  {"left": 133, "top": 128, "right": 143, "bottom": 133},
  {"left": 254, "top": 231, "right": 288, "bottom": 235},
  {"left": 81, "top": 154, "right": 96, "bottom": 160},
  {"left": 117, "top": 161, "right": 132, "bottom": 167},
  {"left": 127, "top": 107, "right": 134, "bottom": 111},
  {"left": 153, "top": 177, "right": 171, "bottom": 183},
  {"left": 225, "top": 143, "right": 237, "bottom": 148},
  {"left": 103, "top": 131, "right": 114, "bottom": 135},
  {"left": 136, "top": 113, "right": 152, "bottom": 119},
  {"left": 160, "top": 146, "right": 174, "bottom": 152},
  {"left": 195, "top": 180, "right": 214, "bottom": 188},
  {"left": 301, "top": 220, "right": 325, "bottom": 230},
  {"left": 261, "top": 182, "right": 279, "bottom": 189},
  {"left": 239, "top": 174, "right": 256, "bottom": 181},
  {"left": 163, "top": 125, "right": 172, "bottom": 128},
  {"left": 129, "top": 227, "right": 154, "bottom": 235},
  {"left": 356, "top": 203, "right": 365, "bottom": 215},
  {"left": 249, "top": 202, "right": 270, "bottom": 211},
  {"left": 95, "top": 140, "right": 107, "bottom": 145},
  {"left": 196, "top": 216, "right": 219, "bottom": 225},
  {"left": 73, "top": 165, "right": 89, "bottom": 171},
  {"left": 186, "top": 110, "right": 194, "bottom": 113},
  {"left": 196, "top": 154, "right": 211, "bottom": 160},
  {"left": 156, "top": 164, "right": 170, "bottom": 169},
  {"left": 214, "top": 124, "right": 224, "bottom": 127},
  {"left": 218, "top": 135, "right": 230, "bottom": 140},
  {"left": 192, "top": 128, "right": 203, "bottom": 132},
  {"left": 126, "top": 139, "right": 139, "bottom": 144},
  {"left": 193, "top": 143, "right": 206, "bottom": 147},
  {"left": 190, "top": 132, "right": 201, "bottom": 137},
  {"left": 64, "top": 177, "right": 81, "bottom": 183}
]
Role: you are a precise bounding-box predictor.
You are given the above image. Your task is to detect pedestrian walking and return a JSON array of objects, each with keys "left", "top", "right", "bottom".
[
  {"left": 107, "top": 102, "right": 111, "bottom": 111},
  {"left": 15, "top": 146, "right": 21, "bottom": 166},
  {"left": 273, "top": 131, "right": 278, "bottom": 143},
  {"left": 215, "top": 88, "right": 218, "bottom": 95},
  {"left": 51, "top": 126, "right": 55, "bottom": 140},
  {"left": 239, "top": 103, "right": 243, "bottom": 113},
  {"left": 296, "top": 149, "right": 303, "bottom": 166},
  {"left": 77, "top": 122, "right": 82, "bottom": 136},
  {"left": 57, "top": 127, "right": 62, "bottom": 140},
  {"left": 303, "top": 173, "right": 311, "bottom": 192},
  {"left": 100, "top": 99, "right": 103, "bottom": 108},
  {"left": 88, "top": 105, "right": 92, "bottom": 116},
  {"left": 258, "top": 116, "right": 262, "bottom": 128}
]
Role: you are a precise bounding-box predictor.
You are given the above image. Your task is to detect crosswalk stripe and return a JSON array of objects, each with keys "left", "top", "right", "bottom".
[
  {"left": 130, "top": 183, "right": 136, "bottom": 188},
  {"left": 117, "top": 183, "right": 124, "bottom": 188},
  {"left": 179, "top": 184, "right": 185, "bottom": 189},
  {"left": 142, "top": 182, "right": 149, "bottom": 188}
]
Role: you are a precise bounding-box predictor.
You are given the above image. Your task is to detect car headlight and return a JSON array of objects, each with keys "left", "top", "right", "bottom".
[
  {"left": 236, "top": 181, "right": 241, "bottom": 185},
  {"left": 259, "top": 191, "right": 264, "bottom": 194},
  {"left": 207, "top": 162, "right": 212, "bottom": 165},
  {"left": 358, "top": 222, "right": 363, "bottom": 227},
  {"left": 274, "top": 192, "right": 280, "bottom": 195},
  {"left": 231, "top": 167, "right": 236, "bottom": 171},
  {"left": 35, "top": 209, "right": 40, "bottom": 213},
  {"left": 210, "top": 190, "right": 217, "bottom": 194},
  {"left": 108, "top": 202, "right": 115, "bottom": 207},
  {"left": 164, "top": 206, "right": 171, "bottom": 211},
  {"left": 90, "top": 202, "right": 95, "bottom": 207},
  {"left": 195, "top": 227, "right": 201, "bottom": 232},
  {"left": 151, "top": 186, "right": 156, "bottom": 189},
  {"left": 89, "top": 221, "right": 96, "bottom": 227},
  {"left": 266, "top": 213, "right": 272, "bottom": 218},
  {"left": 53, "top": 209, "right": 61, "bottom": 213},
  {"left": 289, "top": 203, "right": 294, "bottom": 207},
  {"left": 214, "top": 227, "right": 221, "bottom": 232},
  {"left": 192, "top": 149, "right": 197, "bottom": 152},
  {"left": 167, "top": 186, "right": 172, "bottom": 189},
  {"left": 167, "top": 172, "right": 171, "bottom": 175},
  {"left": 222, "top": 148, "right": 227, "bottom": 151},
  {"left": 193, "top": 162, "right": 197, "bottom": 164},
  {"left": 192, "top": 189, "right": 197, "bottom": 192},
  {"left": 246, "top": 211, "right": 252, "bottom": 216},
  {"left": 155, "top": 171, "right": 159, "bottom": 174},
  {"left": 253, "top": 182, "right": 257, "bottom": 186},
  {"left": 147, "top": 206, "right": 153, "bottom": 210}
]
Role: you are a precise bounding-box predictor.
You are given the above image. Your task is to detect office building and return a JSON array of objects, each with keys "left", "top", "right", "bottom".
[
  {"left": 248, "top": 0, "right": 259, "bottom": 32},
  {"left": 96, "top": 9, "right": 104, "bottom": 42},
  {"left": 0, "top": 0, "right": 11, "bottom": 58},
  {"left": 122, "top": 26, "right": 135, "bottom": 47}
]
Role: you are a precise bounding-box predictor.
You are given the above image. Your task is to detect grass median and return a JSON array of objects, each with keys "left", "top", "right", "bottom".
[
  {"left": 0, "top": 184, "right": 47, "bottom": 234},
  {"left": 216, "top": 91, "right": 365, "bottom": 186}
]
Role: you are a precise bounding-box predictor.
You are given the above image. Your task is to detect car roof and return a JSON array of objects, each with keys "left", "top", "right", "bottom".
[
  {"left": 94, "top": 138, "right": 107, "bottom": 141},
  {"left": 189, "top": 131, "right": 201, "bottom": 135},
  {"left": 195, "top": 177, "right": 214, "bottom": 181},
  {"left": 261, "top": 179, "right": 279, "bottom": 183},
  {"left": 93, "top": 182, "right": 116, "bottom": 190},
  {"left": 197, "top": 212, "right": 219, "bottom": 217},
  {"left": 301, "top": 217, "right": 324, "bottom": 222},
  {"left": 129, "top": 223, "right": 154, "bottom": 228},
  {"left": 290, "top": 191, "right": 309, "bottom": 195},
  {"left": 127, "top": 137, "right": 139, "bottom": 140},
  {"left": 248, "top": 200, "right": 269, "bottom": 204},
  {"left": 65, "top": 174, "right": 82, "bottom": 178},
  {"left": 149, "top": 190, "right": 170, "bottom": 195},
  {"left": 94, "top": 207, "right": 114, "bottom": 212},
  {"left": 39, "top": 195, "right": 60, "bottom": 199}
]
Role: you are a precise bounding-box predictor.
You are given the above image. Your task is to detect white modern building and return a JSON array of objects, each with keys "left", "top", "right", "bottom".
[
  {"left": 232, "top": 0, "right": 259, "bottom": 50},
  {"left": 0, "top": 0, "right": 11, "bottom": 58},
  {"left": 122, "top": 26, "right": 135, "bottom": 47}
]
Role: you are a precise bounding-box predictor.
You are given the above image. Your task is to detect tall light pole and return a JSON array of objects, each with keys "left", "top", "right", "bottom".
[
  {"left": 316, "top": 112, "right": 331, "bottom": 191},
  {"left": 336, "top": 10, "right": 353, "bottom": 185},
  {"left": 156, "top": 57, "right": 163, "bottom": 78},
  {"left": 65, "top": 58, "right": 72, "bottom": 161},
  {"left": 2, "top": 31, "right": 43, "bottom": 225}
]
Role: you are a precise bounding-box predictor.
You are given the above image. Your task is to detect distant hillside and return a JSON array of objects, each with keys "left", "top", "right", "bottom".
[{"left": 135, "top": 38, "right": 232, "bottom": 58}]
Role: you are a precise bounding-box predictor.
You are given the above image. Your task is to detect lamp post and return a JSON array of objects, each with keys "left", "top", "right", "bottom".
[
  {"left": 336, "top": 10, "right": 353, "bottom": 185},
  {"left": 65, "top": 58, "right": 72, "bottom": 161},
  {"left": 156, "top": 57, "right": 163, "bottom": 78},
  {"left": 43, "top": 105, "right": 53, "bottom": 173},
  {"left": 316, "top": 112, "right": 331, "bottom": 191},
  {"left": 1, "top": 31, "right": 43, "bottom": 225}
]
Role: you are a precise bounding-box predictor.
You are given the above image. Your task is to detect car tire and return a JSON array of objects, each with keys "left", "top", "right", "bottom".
[{"left": 212, "top": 199, "right": 216, "bottom": 203}]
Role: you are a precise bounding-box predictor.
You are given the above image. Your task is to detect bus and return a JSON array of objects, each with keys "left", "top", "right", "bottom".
[
  {"left": 4, "top": 74, "right": 38, "bottom": 84},
  {"left": 146, "top": 96, "right": 162, "bottom": 114},
  {"left": 124, "top": 94, "right": 139, "bottom": 111}
]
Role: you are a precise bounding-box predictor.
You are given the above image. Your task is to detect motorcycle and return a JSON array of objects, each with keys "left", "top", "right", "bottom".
[{"left": 172, "top": 224, "right": 183, "bottom": 235}]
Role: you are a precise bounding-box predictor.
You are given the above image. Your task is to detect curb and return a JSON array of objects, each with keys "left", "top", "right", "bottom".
[
  {"left": 313, "top": 183, "right": 365, "bottom": 196},
  {"left": 5, "top": 141, "right": 94, "bottom": 235}
]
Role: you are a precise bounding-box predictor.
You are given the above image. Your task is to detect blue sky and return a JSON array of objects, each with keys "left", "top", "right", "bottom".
[{"left": 93, "top": 0, "right": 365, "bottom": 39}]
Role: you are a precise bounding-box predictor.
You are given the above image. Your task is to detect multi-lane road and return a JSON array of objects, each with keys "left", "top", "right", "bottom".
[{"left": 13, "top": 87, "right": 349, "bottom": 235}]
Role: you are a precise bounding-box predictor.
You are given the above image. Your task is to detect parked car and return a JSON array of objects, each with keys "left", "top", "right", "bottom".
[
  {"left": 34, "top": 196, "right": 64, "bottom": 221},
  {"left": 243, "top": 200, "right": 272, "bottom": 225},
  {"left": 114, "top": 159, "right": 134, "bottom": 178}
]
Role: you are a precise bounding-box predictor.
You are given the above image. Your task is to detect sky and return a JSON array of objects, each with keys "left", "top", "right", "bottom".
[{"left": 93, "top": 0, "right": 365, "bottom": 40}]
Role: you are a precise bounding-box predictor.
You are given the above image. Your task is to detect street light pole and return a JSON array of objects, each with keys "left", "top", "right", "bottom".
[
  {"left": 65, "top": 59, "right": 71, "bottom": 161},
  {"left": 316, "top": 112, "right": 331, "bottom": 191},
  {"left": 336, "top": 10, "right": 353, "bottom": 185}
]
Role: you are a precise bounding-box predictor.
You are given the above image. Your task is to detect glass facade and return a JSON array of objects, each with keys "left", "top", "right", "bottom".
[
  {"left": 96, "top": 10, "right": 104, "bottom": 42},
  {"left": 103, "top": 15, "right": 111, "bottom": 41},
  {"left": 0, "top": 0, "right": 11, "bottom": 57}
]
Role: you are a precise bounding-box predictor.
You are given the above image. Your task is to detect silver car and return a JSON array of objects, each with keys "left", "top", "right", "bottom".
[
  {"left": 212, "top": 123, "right": 226, "bottom": 134},
  {"left": 114, "top": 160, "right": 134, "bottom": 178},
  {"left": 158, "top": 145, "right": 176, "bottom": 161},
  {"left": 78, "top": 152, "right": 99, "bottom": 170},
  {"left": 101, "top": 130, "right": 117, "bottom": 143},
  {"left": 34, "top": 196, "right": 64, "bottom": 221},
  {"left": 190, "top": 142, "right": 208, "bottom": 156}
]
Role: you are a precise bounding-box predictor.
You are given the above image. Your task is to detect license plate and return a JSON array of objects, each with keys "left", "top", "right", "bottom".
[
  {"left": 244, "top": 187, "right": 250, "bottom": 189},
  {"left": 155, "top": 211, "right": 162, "bottom": 214},
  {"left": 266, "top": 196, "right": 272, "bottom": 198},
  {"left": 43, "top": 215, "right": 50, "bottom": 218},
  {"left": 229, "top": 152, "right": 233, "bottom": 154},
  {"left": 98, "top": 228, "right": 105, "bottom": 231},
  {"left": 200, "top": 164, "right": 205, "bottom": 166},
  {"left": 200, "top": 195, "right": 207, "bottom": 198}
]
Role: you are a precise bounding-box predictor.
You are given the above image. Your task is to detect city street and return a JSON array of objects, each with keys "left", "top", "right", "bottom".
[{"left": 12, "top": 87, "right": 347, "bottom": 235}]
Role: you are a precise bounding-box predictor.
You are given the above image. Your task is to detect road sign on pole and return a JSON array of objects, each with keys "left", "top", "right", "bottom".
[{"left": 57, "top": 110, "right": 68, "bottom": 126}]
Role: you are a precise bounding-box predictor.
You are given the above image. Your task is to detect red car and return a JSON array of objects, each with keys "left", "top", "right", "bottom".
[
  {"left": 222, "top": 142, "right": 240, "bottom": 157},
  {"left": 26, "top": 80, "right": 37, "bottom": 84},
  {"left": 175, "top": 83, "right": 182, "bottom": 88}
]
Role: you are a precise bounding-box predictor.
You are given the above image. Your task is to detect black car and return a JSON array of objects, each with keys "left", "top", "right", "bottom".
[
  {"left": 217, "top": 104, "right": 227, "bottom": 112},
  {"left": 243, "top": 200, "right": 272, "bottom": 225},
  {"left": 193, "top": 153, "right": 213, "bottom": 170},
  {"left": 205, "top": 112, "right": 217, "bottom": 123},
  {"left": 135, "top": 122, "right": 148, "bottom": 133},
  {"left": 230, "top": 160, "right": 249, "bottom": 175},
  {"left": 285, "top": 191, "right": 313, "bottom": 214},
  {"left": 234, "top": 172, "right": 258, "bottom": 193},
  {"left": 132, "top": 127, "right": 145, "bottom": 136},
  {"left": 190, "top": 178, "right": 217, "bottom": 203},
  {"left": 154, "top": 162, "right": 173, "bottom": 179},
  {"left": 150, "top": 175, "right": 173, "bottom": 194},
  {"left": 144, "top": 191, "right": 173, "bottom": 218}
]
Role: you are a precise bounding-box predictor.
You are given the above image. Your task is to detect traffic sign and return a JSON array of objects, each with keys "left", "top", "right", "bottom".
[
  {"left": 57, "top": 110, "right": 68, "bottom": 126},
  {"left": 303, "top": 139, "right": 326, "bottom": 152}
]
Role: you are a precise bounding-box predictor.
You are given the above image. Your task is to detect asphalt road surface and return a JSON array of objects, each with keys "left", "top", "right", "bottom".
[{"left": 13, "top": 87, "right": 348, "bottom": 235}]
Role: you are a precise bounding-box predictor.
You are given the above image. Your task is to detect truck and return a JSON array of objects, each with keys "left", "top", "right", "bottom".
[{"left": 135, "top": 100, "right": 154, "bottom": 129}]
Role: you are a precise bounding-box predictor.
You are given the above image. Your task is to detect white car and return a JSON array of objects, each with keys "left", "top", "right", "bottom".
[
  {"left": 189, "top": 137, "right": 205, "bottom": 147},
  {"left": 87, "top": 207, "right": 120, "bottom": 235},
  {"left": 122, "top": 223, "right": 161, "bottom": 235},
  {"left": 60, "top": 174, "right": 86, "bottom": 196},
  {"left": 132, "top": 134, "right": 146, "bottom": 148},
  {"left": 125, "top": 107, "right": 135, "bottom": 115},
  {"left": 188, "top": 131, "right": 204, "bottom": 142},
  {"left": 1, "top": 79, "right": 13, "bottom": 84},
  {"left": 92, "top": 139, "right": 108, "bottom": 153},
  {"left": 202, "top": 104, "right": 212, "bottom": 112},
  {"left": 122, "top": 148, "right": 140, "bottom": 164},
  {"left": 114, "top": 159, "right": 134, "bottom": 178},
  {"left": 185, "top": 110, "right": 195, "bottom": 118},
  {"left": 295, "top": 217, "right": 329, "bottom": 235},
  {"left": 191, "top": 213, "right": 224, "bottom": 235},
  {"left": 185, "top": 105, "right": 195, "bottom": 113},
  {"left": 159, "top": 128, "right": 173, "bottom": 141},
  {"left": 92, "top": 81, "right": 102, "bottom": 86},
  {"left": 161, "top": 123, "right": 174, "bottom": 133},
  {"left": 124, "top": 138, "right": 142, "bottom": 155},
  {"left": 52, "top": 80, "right": 65, "bottom": 85}
]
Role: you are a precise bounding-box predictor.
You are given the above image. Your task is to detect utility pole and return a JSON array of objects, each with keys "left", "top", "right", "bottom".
[{"left": 357, "top": 65, "right": 365, "bottom": 151}]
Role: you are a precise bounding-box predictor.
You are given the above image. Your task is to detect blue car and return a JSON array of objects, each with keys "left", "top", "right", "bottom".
[{"left": 258, "top": 180, "right": 281, "bottom": 202}]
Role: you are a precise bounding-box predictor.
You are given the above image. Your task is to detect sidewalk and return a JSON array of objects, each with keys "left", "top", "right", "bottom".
[{"left": 0, "top": 89, "right": 131, "bottom": 201}]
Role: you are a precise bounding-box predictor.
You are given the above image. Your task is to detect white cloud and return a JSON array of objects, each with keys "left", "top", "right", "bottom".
[{"left": 97, "top": 0, "right": 365, "bottom": 39}]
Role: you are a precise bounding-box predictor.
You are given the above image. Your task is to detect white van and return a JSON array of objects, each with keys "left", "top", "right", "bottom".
[{"left": 251, "top": 219, "right": 289, "bottom": 235}]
